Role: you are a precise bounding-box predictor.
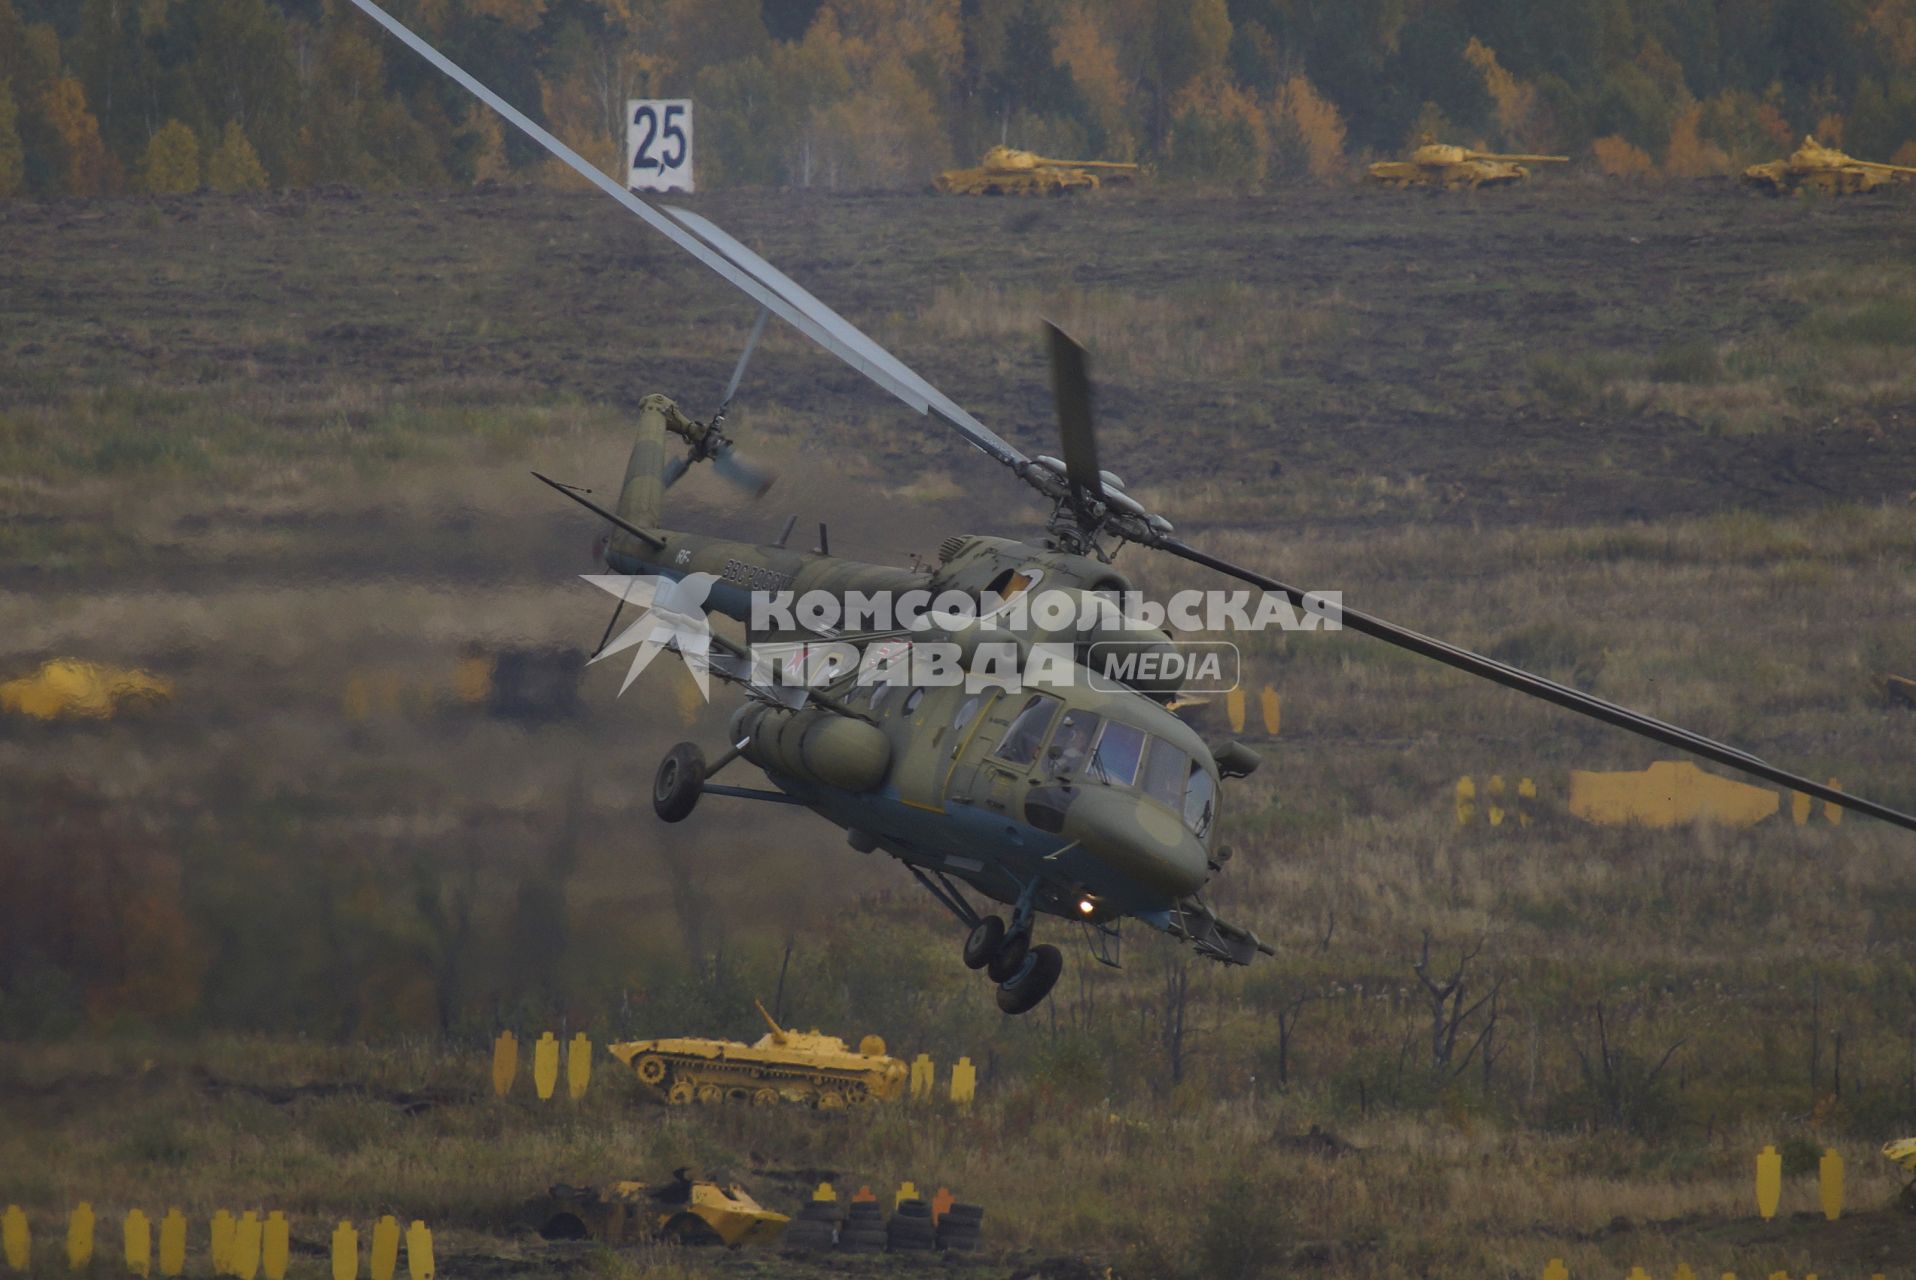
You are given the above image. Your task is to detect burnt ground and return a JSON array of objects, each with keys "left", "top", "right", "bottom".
[{"left": 4, "top": 176, "right": 1916, "bottom": 566}]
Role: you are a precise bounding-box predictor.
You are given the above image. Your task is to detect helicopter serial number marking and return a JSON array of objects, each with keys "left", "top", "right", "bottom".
[{"left": 721, "top": 558, "right": 795, "bottom": 593}]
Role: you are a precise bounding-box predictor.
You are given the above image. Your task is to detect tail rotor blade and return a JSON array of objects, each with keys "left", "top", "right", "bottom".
[{"left": 713, "top": 447, "right": 778, "bottom": 499}]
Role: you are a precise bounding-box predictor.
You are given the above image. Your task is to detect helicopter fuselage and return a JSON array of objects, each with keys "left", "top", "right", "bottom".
[{"left": 605, "top": 524, "right": 1249, "bottom": 952}]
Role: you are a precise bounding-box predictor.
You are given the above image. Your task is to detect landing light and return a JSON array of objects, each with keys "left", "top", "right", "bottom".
[{"left": 1078, "top": 898, "right": 1095, "bottom": 915}]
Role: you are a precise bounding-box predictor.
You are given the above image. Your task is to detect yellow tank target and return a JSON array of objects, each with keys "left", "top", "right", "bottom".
[
  {"left": 158, "top": 1211, "right": 185, "bottom": 1278},
  {"left": 66, "top": 1203, "right": 94, "bottom": 1272},
  {"left": 124, "top": 1210, "right": 151, "bottom": 1278},
  {"left": 533, "top": 1032, "right": 560, "bottom": 1100},
  {"left": 330, "top": 1221, "right": 358, "bottom": 1280},
  {"left": 4, "top": 1206, "right": 29, "bottom": 1273},
  {"left": 1756, "top": 1144, "right": 1783, "bottom": 1220},
  {"left": 369, "top": 1217, "right": 399, "bottom": 1280}
]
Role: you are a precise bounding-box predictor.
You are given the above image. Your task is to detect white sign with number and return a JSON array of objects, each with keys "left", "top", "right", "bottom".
[{"left": 626, "top": 99, "right": 693, "bottom": 193}]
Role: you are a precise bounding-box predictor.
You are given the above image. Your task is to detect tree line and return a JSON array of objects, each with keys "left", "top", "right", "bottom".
[{"left": 3, "top": 0, "right": 1915, "bottom": 195}]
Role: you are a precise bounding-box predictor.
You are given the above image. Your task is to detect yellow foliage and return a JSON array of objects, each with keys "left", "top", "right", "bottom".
[
  {"left": 1662, "top": 105, "right": 1731, "bottom": 177},
  {"left": 821, "top": 0, "right": 963, "bottom": 82},
  {"left": 462, "top": 103, "right": 508, "bottom": 183},
  {"left": 1755, "top": 100, "right": 1794, "bottom": 150},
  {"left": 41, "top": 75, "right": 116, "bottom": 196},
  {"left": 812, "top": 53, "right": 945, "bottom": 187},
  {"left": 1865, "top": 0, "right": 1916, "bottom": 70},
  {"left": 141, "top": 118, "right": 201, "bottom": 194},
  {"left": 1271, "top": 74, "right": 1347, "bottom": 182},
  {"left": 538, "top": 72, "right": 623, "bottom": 185},
  {"left": 1167, "top": 73, "right": 1265, "bottom": 183},
  {"left": 1592, "top": 134, "right": 1654, "bottom": 178},
  {"left": 1462, "top": 37, "right": 1538, "bottom": 143},
  {"left": 206, "top": 120, "right": 269, "bottom": 192},
  {"left": 1053, "top": 4, "right": 1133, "bottom": 156}
]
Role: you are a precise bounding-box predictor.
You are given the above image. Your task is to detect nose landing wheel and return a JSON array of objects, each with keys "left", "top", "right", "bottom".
[{"left": 995, "top": 944, "right": 1063, "bottom": 1015}]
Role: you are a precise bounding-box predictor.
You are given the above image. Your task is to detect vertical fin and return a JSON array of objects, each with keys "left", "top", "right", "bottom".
[{"left": 617, "top": 394, "right": 675, "bottom": 530}]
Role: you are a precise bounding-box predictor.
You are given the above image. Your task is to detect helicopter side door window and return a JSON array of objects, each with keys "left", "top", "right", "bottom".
[
  {"left": 1088, "top": 720, "right": 1146, "bottom": 786},
  {"left": 1140, "top": 738, "right": 1190, "bottom": 813},
  {"left": 1041, "top": 711, "right": 1102, "bottom": 778},
  {"left": 1183, "top": 763, "right": 1217, "bottom": 839},
  {"left": 993, "top": 693, "right": 1060, "bottom": 767}
]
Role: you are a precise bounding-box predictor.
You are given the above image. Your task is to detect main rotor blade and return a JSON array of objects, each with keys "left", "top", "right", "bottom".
[
  {"left": 666, "top": 206, "right": 1026, "bottom": 469},
  {"left": 1045, "top": 321, "right": 1105, "bottom": 510},
  {"left": 1159, "top": 536, "right": 1916, "bottom": 834},
  {"left": 719, "top": 305, "right": 770, "bottom": 416},
  {"left": 338, "top": 0, "right": 1021, "bottom": 470}
]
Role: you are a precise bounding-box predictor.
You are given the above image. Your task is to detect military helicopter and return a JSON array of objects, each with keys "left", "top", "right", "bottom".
[{"left": 346, "top": 0, "right": 1916, "bottom": 1016}]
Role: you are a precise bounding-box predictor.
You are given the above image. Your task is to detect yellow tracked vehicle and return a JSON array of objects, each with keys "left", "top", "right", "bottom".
[
  {"left": 934, "top": 146, "right": 1140, "bottom": 196},
  {"left": 522, "top": 1170, "right": 788, "bottom": 1247},
  {"left": 607, "top": 1000, "right": 906, "bottom": 1108},
  {"left": 1368, "top": 139, "right": 1567, "bottom": 189},
  {"left": 1742, "top": 136, "right": 1916, "bottom": 195}
]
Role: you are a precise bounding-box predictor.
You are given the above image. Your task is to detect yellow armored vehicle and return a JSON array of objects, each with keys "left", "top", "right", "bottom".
[
  {"left": 934, "top": 146, "right": 1140, "bottom": 196},
  {"left": 1742, "top": 136, "right": 1916, "bottom": 195},
  {"left": 607, "top": 1000, "right": 907, "bottom": 1108},
  {"left": 522, "top": 1170, "right": 788, "bottom": 1247},
  {"left": 1368, "top": 138, "right": 1568, "bottom": 189}
]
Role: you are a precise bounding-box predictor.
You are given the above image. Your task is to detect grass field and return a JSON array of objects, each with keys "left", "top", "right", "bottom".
[{"left": 3, "top": 177, "right": 1915, "bottom": 1278}]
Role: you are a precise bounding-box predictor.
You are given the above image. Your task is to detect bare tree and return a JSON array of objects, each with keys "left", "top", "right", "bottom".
[
  {"left": 1411, "top": 929, "right": 1504, "bottom": 1078},
  {"left": 1570, "top": 1002, "right": 1687, "bottom": 1131}
]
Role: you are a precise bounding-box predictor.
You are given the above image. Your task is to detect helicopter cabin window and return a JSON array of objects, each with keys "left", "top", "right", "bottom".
[
  {"left": 868, "top": 684, "right": 895, "bottom": 714},
  {"left": 985, "top": 567, "right": 1037, "bottom": 604},
  {"left": 1089, "top": 721, "right": 1146, "bottom": 786},
  {"left": 994, "top": 693, "right": 1060, "bottom": 766},
  {"left": 903, "top": 687, "right": 927, "bottom": 715},
  {"left": 1141, "top": 739, "right": 1190, "bottom": 812},
  {"left": 1042, "top": 711, "right": 1101, "bottom": 777},
  {"left": 1183, "top": 763, "right": 1217, "bottom": 839},
  {"left": 952, "top": 694, "right": 984, "bottom": 735}
]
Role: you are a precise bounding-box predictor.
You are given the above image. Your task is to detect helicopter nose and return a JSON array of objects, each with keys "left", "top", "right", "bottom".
[{"left": 1062, "top": 785, "right": 1208, "bottom": 898}]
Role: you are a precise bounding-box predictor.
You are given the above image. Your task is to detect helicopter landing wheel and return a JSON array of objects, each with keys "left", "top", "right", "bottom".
[
  {"left": 962, "top": 916, "right": 1005, "bottom": 970},
  {"left": 653, "top": 742, "right": 705, "bottom": 823},
  {"left": 986, "top": 928, "right": 1029, "bottom": 983},
  {"left": 996, "top": 944, "right": 1063, "bottom": 1015}
]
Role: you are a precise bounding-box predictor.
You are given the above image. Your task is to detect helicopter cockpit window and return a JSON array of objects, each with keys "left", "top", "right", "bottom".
[
  {"left": 1088, "top": 721, "right": 1146, "bottom": 785},
  {"left": 1183, "top": 763, "right": 1217, "bottom": 839},
  {"left": 1141, "top": 739, "right": 1190, "bottom": 812},
  {"left": 1042, "top": 711, "right": 1101, "bottom": 777},
  {"left": 994, "top": 693, "right": 1060, "bottom": 767}
]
